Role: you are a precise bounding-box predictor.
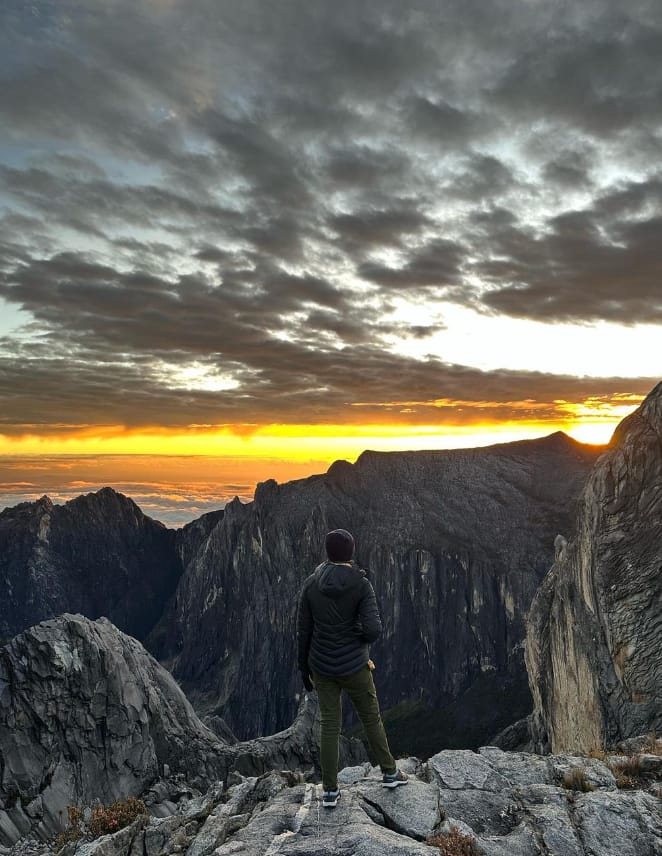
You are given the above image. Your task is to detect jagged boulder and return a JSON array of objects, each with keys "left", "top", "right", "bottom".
[
  {"left": 526, "top": 380, "right": 662, "bottom": 753},
  {"left": 0, "top": 489, "right": 182, "bottom": 645}
]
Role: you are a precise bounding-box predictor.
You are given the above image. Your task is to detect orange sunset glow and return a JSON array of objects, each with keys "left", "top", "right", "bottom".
[
  {"left": 0, "top": 408, "right": 638, "bottom": 459},
  {"left": 0, "top": 393, "right": 643, "bottom": 527}
]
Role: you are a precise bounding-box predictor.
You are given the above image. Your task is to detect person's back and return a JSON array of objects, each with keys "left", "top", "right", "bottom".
[
  {"left": 297, "top": 528, "right": 408, "bottom": 807},
  {"left": 301, "top": 557, "right": 381, "bottom": 675}
]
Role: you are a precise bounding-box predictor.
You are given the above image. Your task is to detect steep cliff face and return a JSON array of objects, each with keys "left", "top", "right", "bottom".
[
  {"left": 0, "top": 487, "right": 182, "bottom": 643},
  {"left": 150, "top": 433, "right": 600, "bottom": 753},
  {"left": 526, "top": 382, "right": 662, "bottom": 753}
]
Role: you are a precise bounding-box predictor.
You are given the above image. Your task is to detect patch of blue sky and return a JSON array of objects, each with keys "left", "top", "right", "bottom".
[
  {"left": 0, "top": 140, "right": 55, "bottom": 170},
  {"left": 0, "top": 299, "right": 32, "bottom": 339},
  {"left": 0, "top": 0, "right": 68, "bottom": 77},
  {"left": 97, "top": 154, "right": 164, "bottom": 186},
  {"left": 0, "top": 134, "right": 163, "bottom": 189}
]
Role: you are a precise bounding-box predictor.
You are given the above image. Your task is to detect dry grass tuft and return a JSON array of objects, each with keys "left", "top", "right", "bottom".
[
  {"left": 54, "top": 798, "right": 147, "bottom": 851},
  {"left": 562, "top": 768, "right": 595, "bottom": 792},
  {"left": 427, "top": 826, "right": 481, "bottom": 855},
  {"left": 587, "top": 747, "right": 608, "bottom": 761},
  {"left": 54, "top": 806, "right": 85, "bottom": 851},
  {"left": 644, "top": 731, "right": 662, "bottom": 756},
  {"left": 608, "top": 756, "right": 643, "bottom": 789}
]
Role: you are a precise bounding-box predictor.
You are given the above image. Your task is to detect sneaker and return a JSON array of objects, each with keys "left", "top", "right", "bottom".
[
  {"left": 382, "top": 769, "right": 409, "bottom": 788},
  {"left": 322, "top": 788, "right": 341, "bottom": 807}
]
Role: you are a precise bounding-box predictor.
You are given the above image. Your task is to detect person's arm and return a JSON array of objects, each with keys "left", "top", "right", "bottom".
[
  {"left": 358, "top": 580, "right": 382, "bottom": 643},
  {"left": 296, "top": 581, "right": 314, "bottom": 685}
]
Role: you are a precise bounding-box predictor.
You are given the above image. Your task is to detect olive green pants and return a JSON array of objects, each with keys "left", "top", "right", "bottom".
[{"left": 312, "top": 666, "right": 396, "bottom": 791}]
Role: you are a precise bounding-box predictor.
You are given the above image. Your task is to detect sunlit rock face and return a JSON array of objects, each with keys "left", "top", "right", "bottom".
[
  {"left": 150, "top": 433, "right": 600, "bottom": 754},
  {"left": 0, "top": 487, "right": 182, "bottom": 645},
  {"left": 526, "top": 381, "right": 662, "bottom": 754}
]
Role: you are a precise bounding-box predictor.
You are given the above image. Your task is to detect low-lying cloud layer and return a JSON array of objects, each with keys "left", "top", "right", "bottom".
[
  {"left": 0, "top": 455, "right": 329, "bottom": 526},
  {"left": 1, "top": 0, "right": 661, "bottom": 438}
]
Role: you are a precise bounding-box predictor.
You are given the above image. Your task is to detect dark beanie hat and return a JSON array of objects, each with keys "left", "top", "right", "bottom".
[{"left": 325, "top": 529, "right": 355, "bottom": 562}]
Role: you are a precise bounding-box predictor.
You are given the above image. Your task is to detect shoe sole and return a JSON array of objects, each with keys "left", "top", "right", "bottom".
[
  {"left": 322, "top": 794, "right": 341, "bottom": 807},
  {"left": 382, "top": 780, "right": 409, "bottom": 788}
]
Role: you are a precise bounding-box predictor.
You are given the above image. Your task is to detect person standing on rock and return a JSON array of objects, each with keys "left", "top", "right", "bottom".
[{"left": 297, "top": 528, "right": 408, "bottom": 807}]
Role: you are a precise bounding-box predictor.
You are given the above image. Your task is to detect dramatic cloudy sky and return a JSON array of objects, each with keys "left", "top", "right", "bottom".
[{"left": 1, "top": 0, "right": 661, "bottom": 522}]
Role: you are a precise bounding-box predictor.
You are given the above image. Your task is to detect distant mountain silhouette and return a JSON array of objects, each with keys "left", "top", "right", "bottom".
[{"left": 0, "top": 487, "right": 182, "bottom": 644}]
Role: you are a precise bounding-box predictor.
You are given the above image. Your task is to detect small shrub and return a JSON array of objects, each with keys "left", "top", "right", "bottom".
[
  {"left": 54, "top": 798, "right": 147, "bottom": 852},
  {"left": 54, "top": 806, "right": 85, "bottom": 851},
  {"left": 427, "top": 826, "right": 480, "bottom": 855},
  {"left": 644, "top": 731, "right": 662, "bottom": 756},
  {"left": 608, "top": 756, "right": 642, "bottom": 789},
  {"left": 88, "top": 797, "right": 147, "bottom": 837},
  {"left": 587, "top": 747, "right": 607, "bottom": 761},
  {"left": 562, "top": 768, "right": 595, "bottom": 792}
]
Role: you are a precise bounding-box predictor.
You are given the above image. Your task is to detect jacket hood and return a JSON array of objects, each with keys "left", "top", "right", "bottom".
[{"left": 316, "top": 560, "right": 366, "bottom": 598}]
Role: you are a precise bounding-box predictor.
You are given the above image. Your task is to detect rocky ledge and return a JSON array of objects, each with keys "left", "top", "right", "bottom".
[
  {"left": 5, "top": 743, "right": 661, "bottom": 856},
  {"left": 0, "top": 615, "right": 364, "bottom": 846}
]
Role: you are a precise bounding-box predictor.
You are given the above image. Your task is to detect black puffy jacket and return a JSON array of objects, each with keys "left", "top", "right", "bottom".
[{"left": 297, "top": 560, "right": 382, "bottom": 677}]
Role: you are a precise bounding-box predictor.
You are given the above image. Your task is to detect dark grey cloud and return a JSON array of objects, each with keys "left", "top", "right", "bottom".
[
  {"left": 0, "top": 0, "right": 661, "bottom": 436},
  {"left": 330, "top": 206, "right": 430, "bottom": 254},
  {"left": 475, "top": 177, "right": 662, "bottom": 323},
  {"left": 322, "top": 147, "right": 411, "bottom": 188},
  {"left": 490, "top": 12, "right": 662, "bottom": 135},
  {"left": 542, "top": 148, "right": 595, "bottom": 188},
  {"left": 359, "top": 238, "right": 466, "bottom": 290},
  {"left": 451, "top": 153, "right": 519, "bottom": 202},
  {"left": 403, "top": 97, "right": 483, "bottom": 146},
  {"left": 0, "top": 341, "right": 656, "bottom": 434}
]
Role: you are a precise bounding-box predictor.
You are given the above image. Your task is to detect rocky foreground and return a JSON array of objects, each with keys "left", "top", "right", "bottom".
[{"left": 5, "top": 744, "right": 662, "bottom": 856}]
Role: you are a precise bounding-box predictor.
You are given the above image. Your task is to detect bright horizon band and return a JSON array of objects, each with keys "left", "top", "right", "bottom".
[{"left": 0, "top": 414, "right": 634, "bottom": 460}]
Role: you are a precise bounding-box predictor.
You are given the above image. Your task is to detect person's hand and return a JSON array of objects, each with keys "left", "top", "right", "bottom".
[{"left": 301, "top": 671, "right": 314, "bottom": 692}]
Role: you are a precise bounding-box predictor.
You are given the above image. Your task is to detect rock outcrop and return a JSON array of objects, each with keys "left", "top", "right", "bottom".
[
  {"left": 526, "top": 381, "right": 662, "bottom": 753},
  {"left": 149, "top": 433, "right": 600, "bottom": 753},
  {"left": 0, "top": 614, "right": 225, "bottom": 845},
  {"left": 8, "top": 744, "right": 662, "bottom": 856},
  {"left": 0, "top": 489, "right": 182, "bottom": 644},
  {"left": 0, "top": 615, "right": 364, "bottom": 846}
]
